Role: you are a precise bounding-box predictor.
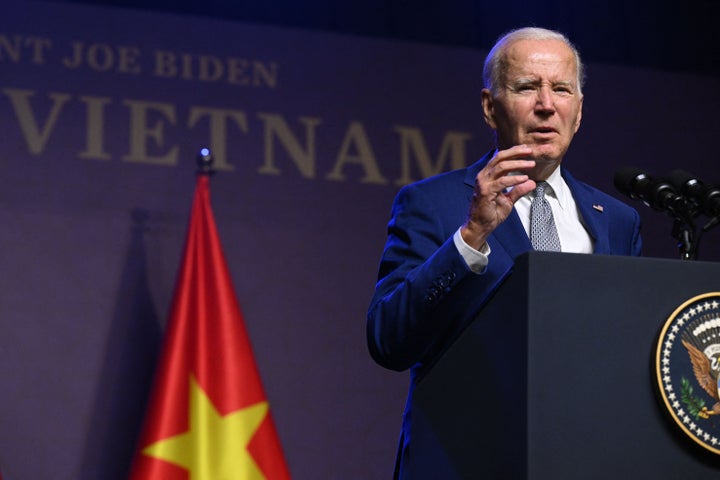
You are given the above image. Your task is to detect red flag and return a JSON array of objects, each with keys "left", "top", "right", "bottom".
[{"left": 129, "top": 174, "right": 291, "bottom": 479}]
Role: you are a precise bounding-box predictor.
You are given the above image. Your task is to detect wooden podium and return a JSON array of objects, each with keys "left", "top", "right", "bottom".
[{"left": 410, "top": 252, "right": 720, "bottom": 479}]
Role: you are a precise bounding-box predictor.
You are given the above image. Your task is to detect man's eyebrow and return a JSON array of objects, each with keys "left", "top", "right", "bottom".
[
  {"left": 510, "top": 77, "right": 540, "bottom": 86},
  {"left": 511, "top": 78, "right": 576, "bottom": 88}
]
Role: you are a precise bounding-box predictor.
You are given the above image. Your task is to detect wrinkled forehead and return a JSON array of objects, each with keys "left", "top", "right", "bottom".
[{"left": 501, "top": 39, "right": 579, "bottom": 83}]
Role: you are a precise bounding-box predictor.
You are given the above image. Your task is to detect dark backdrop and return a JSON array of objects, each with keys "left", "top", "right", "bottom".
[{"left": 51, "top": 0, "right": 720, "bottom": 76}]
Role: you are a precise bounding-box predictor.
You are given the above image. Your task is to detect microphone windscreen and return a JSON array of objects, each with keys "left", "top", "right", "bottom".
[
  {"left": 667, "top": 170, "right": 698, "bottom": 193},
  {"left": 614, "top": 166, "right": 647, "bottom": 196}
]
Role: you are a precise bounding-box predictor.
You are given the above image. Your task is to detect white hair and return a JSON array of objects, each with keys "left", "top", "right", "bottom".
[{"left": 483, "top": 27, "right": 585, "bottom": 95}]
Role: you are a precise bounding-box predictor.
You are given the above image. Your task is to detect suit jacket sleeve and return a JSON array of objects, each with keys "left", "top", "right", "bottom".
[{"left": 366, "top": 180, "right": 508, "bottom": 372}]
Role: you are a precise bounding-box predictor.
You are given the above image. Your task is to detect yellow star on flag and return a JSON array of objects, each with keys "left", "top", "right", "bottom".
[{"left": 143, "top": 376, "right": 269, "bottom": 480}]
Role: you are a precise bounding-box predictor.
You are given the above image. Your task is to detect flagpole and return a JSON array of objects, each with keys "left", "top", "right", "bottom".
[{"left": 196, "top": 147, "right": 214, "bottom": 175}]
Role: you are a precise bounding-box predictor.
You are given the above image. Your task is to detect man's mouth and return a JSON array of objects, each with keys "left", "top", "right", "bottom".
[{"left": 532, "top": 126, "right": 557, "bottom": 134}]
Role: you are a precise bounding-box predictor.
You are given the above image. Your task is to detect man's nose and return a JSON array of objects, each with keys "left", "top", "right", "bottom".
[{"left": 535, "top": 87, "right": 555, "bottom": 113}]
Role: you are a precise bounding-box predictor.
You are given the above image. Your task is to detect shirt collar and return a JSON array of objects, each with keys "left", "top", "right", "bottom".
[{"left": 530, "top": 166, "right": 570, "bottom": 211}]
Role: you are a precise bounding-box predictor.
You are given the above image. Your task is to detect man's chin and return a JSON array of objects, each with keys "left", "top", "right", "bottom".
[{"left": 529, "top": 145, "right": 564, "bottom": 163}]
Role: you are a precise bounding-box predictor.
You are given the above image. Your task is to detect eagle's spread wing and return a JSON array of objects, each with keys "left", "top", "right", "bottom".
[{"left": 681, "top": 339, "right": 720, "bottom": 401}]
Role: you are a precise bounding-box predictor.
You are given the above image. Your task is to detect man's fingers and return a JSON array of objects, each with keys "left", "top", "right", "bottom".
[
  {"left": 484, "top": 145, "right": 535, "bottom": 177},
  {"left": 488, "top": 144, "right": 533, "bottom": 164},
  {"left": 505, "top": 178, "right": 536, "bottom": 203},
  {"left": 476, "top": 162, "right": 535, "bottom": 195},
  {"left": 494, "top": 173, "right": 531, "bottom": 190},
  {"left": 483, "top": 162, "right": 535, "bottom": 183}
]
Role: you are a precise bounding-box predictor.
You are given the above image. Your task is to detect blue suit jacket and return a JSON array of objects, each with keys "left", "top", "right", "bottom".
[{"left": 367, "top": 152, "right": 642, "bottom": 479}]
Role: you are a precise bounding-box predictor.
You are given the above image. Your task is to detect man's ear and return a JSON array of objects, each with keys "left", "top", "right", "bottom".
[{"left": 481, "top": 88, "right": 496, "bottom": 129}]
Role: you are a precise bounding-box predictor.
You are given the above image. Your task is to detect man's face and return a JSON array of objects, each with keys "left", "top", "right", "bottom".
[{"left": 482, "top": 39, "right": 583, "bottom": 166}]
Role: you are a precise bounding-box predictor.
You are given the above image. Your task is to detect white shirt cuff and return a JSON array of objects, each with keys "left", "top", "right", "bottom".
[{"left": 453, "top": 227, "right": 490, "bottom": 274}]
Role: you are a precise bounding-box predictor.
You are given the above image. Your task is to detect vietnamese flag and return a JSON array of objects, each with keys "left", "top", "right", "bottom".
[{"left": 129, "top": 171, "right": 291, "bottom": 479}]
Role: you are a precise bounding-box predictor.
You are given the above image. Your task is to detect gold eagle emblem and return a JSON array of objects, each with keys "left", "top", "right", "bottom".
[{"left": 681, "top": 338, "right": 720, "bottom": 418}]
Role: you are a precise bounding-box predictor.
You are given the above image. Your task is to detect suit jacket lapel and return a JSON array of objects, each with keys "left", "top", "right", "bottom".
[
  {"left": 491, "top": 210, "right": 533, "bottom": 259},
  {"left": 562, "top": 169, "right": 610, "bottom": 254}
]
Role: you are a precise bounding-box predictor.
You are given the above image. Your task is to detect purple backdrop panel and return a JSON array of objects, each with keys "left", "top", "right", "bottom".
[{"left": 0, "top": 1, "right": 718, "bottom": 479}]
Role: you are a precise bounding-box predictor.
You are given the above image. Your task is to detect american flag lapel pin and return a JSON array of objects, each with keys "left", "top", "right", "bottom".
[{"left": 592, "top": 204, "right": 604, "bottom": 212}]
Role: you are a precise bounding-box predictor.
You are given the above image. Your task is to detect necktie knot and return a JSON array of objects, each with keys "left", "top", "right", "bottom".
[{"left": 534, "top": 181, "right": 549, "bottom": 199}]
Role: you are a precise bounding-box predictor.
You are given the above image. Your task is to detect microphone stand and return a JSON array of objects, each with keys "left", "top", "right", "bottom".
[
  {"left": 673, "top": 213, "right": 720, "bottom": 261},
  {"left": 662, "top": 195, "right": 698, "bottom": 261},
  {"left": 672, "top": 220, "right": 696, "bottom": 260}
]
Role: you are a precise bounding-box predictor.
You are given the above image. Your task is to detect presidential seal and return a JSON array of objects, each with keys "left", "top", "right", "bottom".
[{"left": 655, "top": 292, "right": 720, "bottom": 455}]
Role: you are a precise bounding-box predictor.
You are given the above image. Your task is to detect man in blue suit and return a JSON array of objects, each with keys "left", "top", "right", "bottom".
[{"left": 367, "top": 27, "right": 642, "bottom": 479}]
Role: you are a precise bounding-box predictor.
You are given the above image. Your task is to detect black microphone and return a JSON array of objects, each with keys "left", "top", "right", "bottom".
[
  {"left": 614, "top": 166, "right": 651, "bottom": 200},
  {"left": 613, "top": 167, "right": 691, "bottom": 217},
  {"left": 667, "top": 170, "right": 720, "bottom": 218}
]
